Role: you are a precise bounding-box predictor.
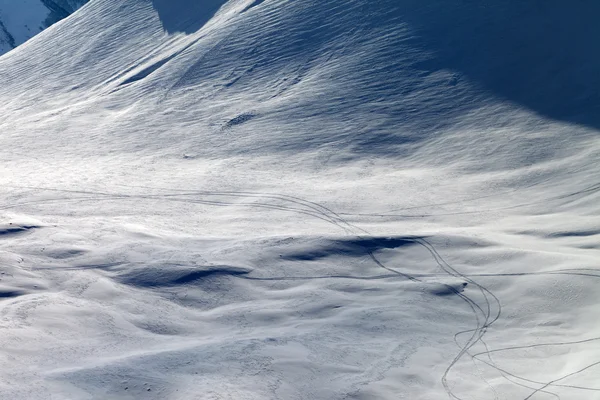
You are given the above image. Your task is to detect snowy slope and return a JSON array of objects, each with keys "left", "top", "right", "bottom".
[
  {"left": 0, "top": 0, "right": 88, "bottom": 54},
  {"left": 0, "top": 0, "right": 599, "bottom": 399}
]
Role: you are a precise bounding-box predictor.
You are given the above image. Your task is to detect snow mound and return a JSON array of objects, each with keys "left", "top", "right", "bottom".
[{"left": 0, "top": 0, "right": 599, "bottom": 399}]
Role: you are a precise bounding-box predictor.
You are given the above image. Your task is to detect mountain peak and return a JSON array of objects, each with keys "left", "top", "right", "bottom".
[{"left": 0, "top": 0, "right": 88, "bottom": 55}]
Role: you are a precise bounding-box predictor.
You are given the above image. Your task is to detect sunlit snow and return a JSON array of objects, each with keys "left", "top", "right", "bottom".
[{"left": 0, "top": 0, "right": 599, "bottom": 399}]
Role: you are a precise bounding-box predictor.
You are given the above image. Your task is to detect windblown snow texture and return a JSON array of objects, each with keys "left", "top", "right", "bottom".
[{"left": 0, "top": 0, "right": 599, "bottom": 399}]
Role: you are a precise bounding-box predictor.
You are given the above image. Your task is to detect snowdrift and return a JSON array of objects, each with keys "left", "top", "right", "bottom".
[{"left": 0, "top": 0, "right": 599, "bottom": 399}]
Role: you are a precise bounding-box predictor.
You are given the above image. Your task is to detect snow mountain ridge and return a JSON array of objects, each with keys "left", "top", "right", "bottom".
[
  {"left": 0, "top": 0, "right": 88, "bottom": 55},
  {"left": 0, "top": 0, "right": 599, "bottom": 399}
]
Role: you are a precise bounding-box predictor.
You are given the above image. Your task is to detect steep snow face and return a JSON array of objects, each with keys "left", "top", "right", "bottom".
[
  {"left": 0, "top": 1, "right": 599, "bottom": 399},
  {"left": 0, "top": 0, "right": 88, "bottom": 54}
]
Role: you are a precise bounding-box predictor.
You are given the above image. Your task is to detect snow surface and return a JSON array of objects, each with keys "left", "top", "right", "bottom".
[{"left": 0, "top": 0, "right": 599, "bottom": 399}]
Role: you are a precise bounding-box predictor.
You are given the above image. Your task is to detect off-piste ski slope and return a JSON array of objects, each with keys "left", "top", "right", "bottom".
[{"left": 0, "top": 0, "right": 599, "bottom": 399}]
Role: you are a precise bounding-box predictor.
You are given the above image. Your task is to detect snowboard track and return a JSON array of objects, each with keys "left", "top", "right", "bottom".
[{"left": 2, "top": 184, "right": 600, "bottom": 399}]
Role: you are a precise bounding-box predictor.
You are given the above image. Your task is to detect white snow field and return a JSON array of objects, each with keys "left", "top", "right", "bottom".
[{"left": 0, "top": 0, "right": 599, "bottom": 399}]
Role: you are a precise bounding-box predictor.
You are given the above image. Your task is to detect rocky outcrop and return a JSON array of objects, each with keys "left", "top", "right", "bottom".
[
  {"left": 0, "top": 0, "right": 89, "bottom": 56},
  {"left": 0, "top": 19, "right": 16, "bottom": 54},
  {"left": 41, "top": 0, "right": 90, "bottom": 26}
]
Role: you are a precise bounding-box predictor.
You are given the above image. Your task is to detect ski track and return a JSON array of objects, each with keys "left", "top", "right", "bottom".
[
  {"left": 1, "top": 0, "right": 600, "bottom": 398},
  {"left": 1, "top": 149, "right": 599, "bottom": 397},
  {"left": 1, "top": 183, "right": 599, "bottom": 399}
]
